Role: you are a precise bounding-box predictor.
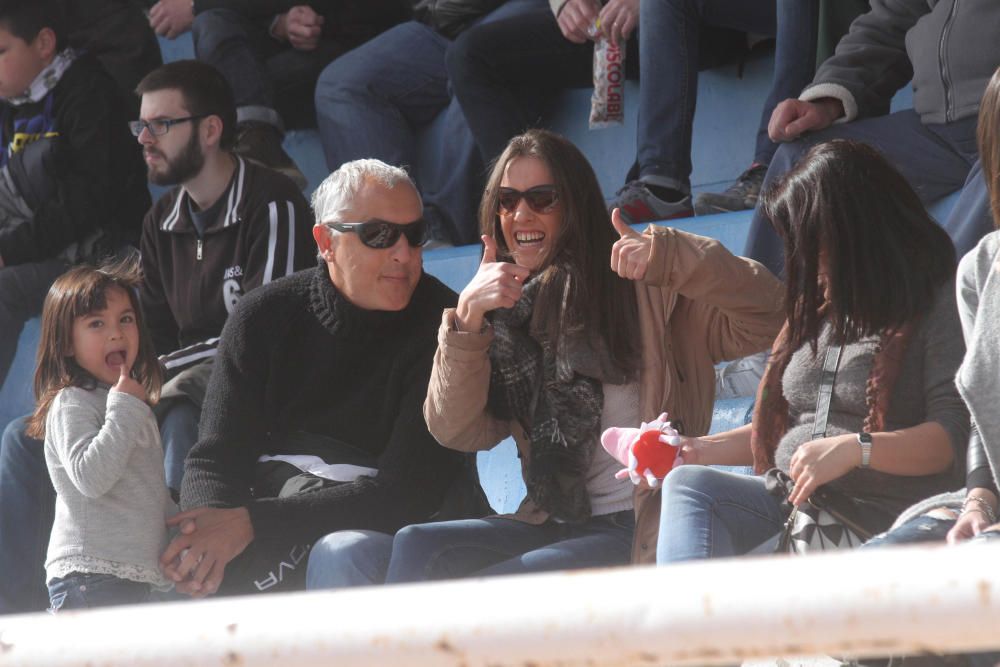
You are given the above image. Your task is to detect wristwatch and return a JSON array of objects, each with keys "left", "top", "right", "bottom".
[{"left": 857, "top": 432, "right": 872, "bottom": 468}]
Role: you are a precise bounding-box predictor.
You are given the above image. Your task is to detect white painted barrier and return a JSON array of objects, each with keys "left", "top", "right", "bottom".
[{"left": 1, "top": 543, "right": 998, "bottom": 667}]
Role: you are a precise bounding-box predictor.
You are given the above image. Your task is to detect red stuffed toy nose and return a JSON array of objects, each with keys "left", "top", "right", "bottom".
[{"left": 632, "top": 430, "right": 678, "bottom": 479}]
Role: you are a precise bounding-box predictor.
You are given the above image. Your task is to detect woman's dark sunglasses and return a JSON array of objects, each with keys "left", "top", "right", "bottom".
[
  {"left": 324, "top": 218, "right": 428, "bottom": 249},
  {"left": 497, "top": 185, "right": 559, "bottom": 214}
]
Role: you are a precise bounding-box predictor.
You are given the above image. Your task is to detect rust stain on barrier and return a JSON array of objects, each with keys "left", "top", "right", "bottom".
[
  {"left": 979, "top": 580, "right": 992, "bottom": 607},
  {"left": 222, "top": 650, "right": 243, "bottom": 665},
  {"left": 226, "top": 623, "right": 238, "bottom": 635},
  {"left": 436, "top": 638, "right": 457, "bottom": 653},
  {"left": 0, "top": 631, "right": 11, "bottom": 653},
  {"left": 702, "top": 594, "right": 714, "bottom": 617}
]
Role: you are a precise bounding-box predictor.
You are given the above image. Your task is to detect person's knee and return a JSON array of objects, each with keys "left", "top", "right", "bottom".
[
  {"left": 314, "top": 52, "right": 374, "bottom": 108},
  {"left": 191, "top": 8, "right": 244, "bottom": 52},
  {"left": 391, "top": 523, "right": 438, "bottom": 557},
  {"left": 306, "top": 530, "right": 391, "bottom": 589},
  {"left": 662, "top": 463, "right": 716, "bottom": 494},
  {"left": 766, "top": 140, "right": 810, "bottom": 177},
  {"left": 445, "top": 31, "right": 486, "bottom": 85},
  {"left": 1, "top": 415, "right": 36, "bottom": 463},
  {"left": 863, "top": 513, "right": 955, "bottom": 549}
]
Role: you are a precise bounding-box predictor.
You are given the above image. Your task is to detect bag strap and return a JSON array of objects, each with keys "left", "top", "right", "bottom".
[{"left": 811, "top": 343, "right": 843, "bottom": 440}]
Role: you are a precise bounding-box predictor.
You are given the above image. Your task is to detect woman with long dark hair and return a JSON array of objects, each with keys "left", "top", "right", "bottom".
[
  {"left": 305, "top": 129, "right": 783, "bottom": 587},
  {"left": 654, "top": 139, "right": 969, "bottom": 565}
]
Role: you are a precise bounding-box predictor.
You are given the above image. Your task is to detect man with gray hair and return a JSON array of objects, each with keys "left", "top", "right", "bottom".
[{"left": 162, "top": 159, "right": 465, "bottom": 597}]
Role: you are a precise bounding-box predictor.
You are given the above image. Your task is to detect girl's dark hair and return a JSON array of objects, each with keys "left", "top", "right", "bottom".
[
  {"left": 0, "top": 0, "right": 64, "bottom": 51},
  {"left": 761, "top": 139, "right": 955, "bottom": 353},
  {"left": 978, "top": 66, "right": 1000, "bottom": 228},
  {"left": 480, "top": 129, "right": 640, "bottom": 379},
  {"left": 26, "top": 256, "right": 163, "bottom": 439}
]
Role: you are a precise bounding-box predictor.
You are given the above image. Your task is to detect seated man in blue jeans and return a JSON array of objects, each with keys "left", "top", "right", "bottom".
[
  {"left": 447, "top": 0, "right": 819, "bottom": 223},
  {"left": 744, "top": 0, "right": 1000, "bottom": 276},
  {"left": 149, "top": 0, "right": 410, "bottom": 188},
  {"left": 0, "top": 60, "right": 314, "bottom": 614},
  {"left": 313, "top": 0, "right": 543, "bottom": 245}
]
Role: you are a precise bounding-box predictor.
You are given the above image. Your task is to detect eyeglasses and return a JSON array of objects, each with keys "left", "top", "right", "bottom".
[
  {"left": 128, "top": 114, "right": 208, "bottom": 137},
  {"left": 324, "top": 218, "right": 428, "bottom": 249},
  {"left": 497, "top": 185, "right": 559, "bottom": 214}
]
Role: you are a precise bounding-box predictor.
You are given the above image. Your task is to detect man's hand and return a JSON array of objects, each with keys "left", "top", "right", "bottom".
[
  {"left": 149, "top": 0, "right": 194, "bottom": 39},
  {"left": 787, "top": 434, "right": 858, "bottom": 506},
  {"left": 273, "top": 6, "right": 325, "bottom": 51},
  {"left": 610, "top": 208, "right": 651, "bottom": 281},
  {"left": 556, "top": 0, "right": 599, "bottom": 44},
  {"left": 768, "top": 98, "right": 845, "bottom": 143},
  {"left": 161, "top": 506, "right": 253, "bottom": 597},
  {"left": 597, "top": 0, "right": 638, "bottom": 44}
]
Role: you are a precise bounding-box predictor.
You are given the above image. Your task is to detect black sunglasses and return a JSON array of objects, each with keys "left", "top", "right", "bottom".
[
  {"left": 325, "top": 218, "right": 428, "bottom": 249},
  {"left": 497, "top": 185, "right": 559, "bottom": 214}
]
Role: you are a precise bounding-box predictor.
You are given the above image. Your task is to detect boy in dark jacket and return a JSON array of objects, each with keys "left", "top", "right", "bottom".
[{"left": 0, "top": 0, "right": 150, "bottom": 388}]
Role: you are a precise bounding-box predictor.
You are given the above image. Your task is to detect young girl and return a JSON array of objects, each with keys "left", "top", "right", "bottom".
[{"left": 26, "top": 260, "right": 174, "bottom": 611}]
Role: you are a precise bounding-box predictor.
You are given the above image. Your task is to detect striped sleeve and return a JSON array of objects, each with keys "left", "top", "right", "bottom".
[{"left": 159, "top": 337, "right": 221, "bottom": 376}]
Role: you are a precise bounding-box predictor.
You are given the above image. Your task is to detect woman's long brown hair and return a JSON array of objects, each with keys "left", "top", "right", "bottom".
[
  {"left": 978, "top": 66, "right": 1000, "bottom": 228},
  {"left": 25, "top": 257, "right": 162, "bottom": 439},
  {"left": 479, "top": 129, "right": 640, "bottom": 380}
]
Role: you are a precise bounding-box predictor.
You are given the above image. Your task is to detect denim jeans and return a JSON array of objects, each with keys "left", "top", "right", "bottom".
[
  {"left": 193, "top": 8, "right": 345, "bottom": 130},
  {"left": 446, "top": 1, "right": 638, "bottom": 167},
  {"left": 306, "top": 530, "right": 395, "bottom": 589},
  {"left": 744, "top": 111, "right": 988, "bottom": 276},
  {"left": 0, "top": 258, "right": 68, "bottom": 390},
  {"left": 656, "top": 465, "right": 786, "bottom": 564},
  {"left": 313, "top": 0, "right": 539, "bottom": 245},
  {"left": 307, "top": 511, "right": 634, "bottom": 587},
  {"left": 0, "top": 408, "right": 199, "bottom": 615},
  {"left": 863, "top": 513, "right": 956, "bottom": 549},
  {"left": 387, "top": 510, "right": 635, "bottom": 583},
  {"left": 158, "top": 399, "right": 200, "bottom": 494},
  {"left": 48, "top": 573, "right": 151, "bottom": 612},
  {"left": 636, "top": 0, "right": 814, "bottom": 191}
]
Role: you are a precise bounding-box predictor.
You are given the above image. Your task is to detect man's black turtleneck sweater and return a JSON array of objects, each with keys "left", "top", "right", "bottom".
[{"left": 180, "top": 263, "right": 460, "bottom": 544}]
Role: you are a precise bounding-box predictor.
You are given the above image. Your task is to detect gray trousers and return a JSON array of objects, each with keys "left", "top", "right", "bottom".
[{"left": 743, "top": 109, "right": 990, "bottom": 276}]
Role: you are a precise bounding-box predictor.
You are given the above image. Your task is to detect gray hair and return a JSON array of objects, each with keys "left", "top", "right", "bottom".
[{"left": 311, "top": 159, "right": 419, "bottom": 226}]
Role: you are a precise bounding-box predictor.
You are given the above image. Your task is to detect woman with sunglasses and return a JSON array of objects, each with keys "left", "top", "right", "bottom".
[{"left": 305, "top": 129, "right": 783, "bottom": 588}]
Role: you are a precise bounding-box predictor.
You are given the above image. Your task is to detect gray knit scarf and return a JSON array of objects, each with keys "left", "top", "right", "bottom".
[{"left": 486, "top": 268, "right": 610, "bottom": 522}]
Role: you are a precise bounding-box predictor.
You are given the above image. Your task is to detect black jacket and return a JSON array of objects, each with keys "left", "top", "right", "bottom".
[
  {"left": 192, "top": 0, "right": 412, "bottom": 46},
  {"left": 181, "top": 266, "right": 463, "bottom": 544},
  {"left": 139, "top": 157, "right": 315, "bottom": 373},
  {"left": 0, "top": 54, "right": 149, "bottom": 265}
]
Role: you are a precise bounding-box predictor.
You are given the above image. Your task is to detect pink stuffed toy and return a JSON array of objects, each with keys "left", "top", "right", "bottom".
[{"left": 601, "top": 413, "right": 681, "bottom": 487}]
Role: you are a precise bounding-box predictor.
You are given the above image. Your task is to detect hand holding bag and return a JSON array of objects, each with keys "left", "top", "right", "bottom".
[{"left": 764, "top": 344, "right": 883, "bottom": 554}]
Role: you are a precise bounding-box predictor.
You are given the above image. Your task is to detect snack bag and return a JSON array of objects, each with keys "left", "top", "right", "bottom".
[{"left": 589, "top": 33, "right": 626, "bottom": 129}]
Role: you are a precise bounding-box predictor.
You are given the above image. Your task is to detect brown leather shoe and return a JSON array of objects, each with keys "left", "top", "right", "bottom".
[{"left": 233, "top": 121, "right": 308, "bottom": 190}]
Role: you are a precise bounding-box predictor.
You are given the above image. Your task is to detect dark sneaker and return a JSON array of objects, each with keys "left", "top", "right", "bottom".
[
  {"left": 233, "top": 121, "right": 308, "bottom": 190},
  {"left": 693, "top": 163, "right": 767, "bottom": 215},
  {"left": 610, "top": 180, "right": 693, "bottom": 224}
]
